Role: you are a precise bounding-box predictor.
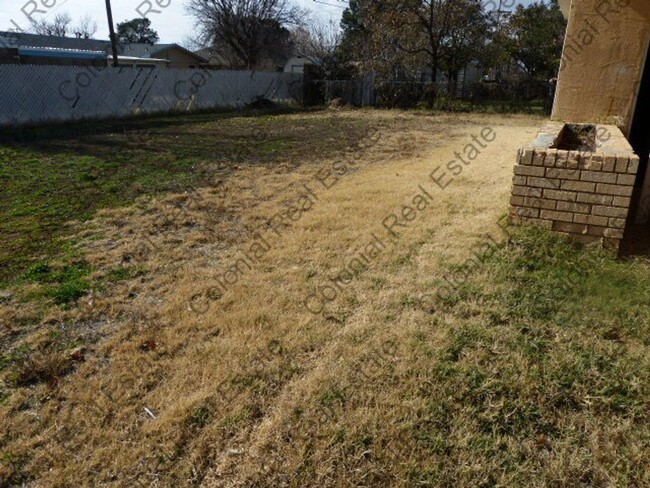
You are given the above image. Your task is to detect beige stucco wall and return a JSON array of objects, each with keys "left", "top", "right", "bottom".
[{"left": 552, "top": 0, "right": 650, "bottom": 134}]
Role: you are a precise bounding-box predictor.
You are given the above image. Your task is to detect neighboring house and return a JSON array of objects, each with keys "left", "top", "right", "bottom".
[
  {"left": 284, "top": 56, "right": 313, "bottom": 75},
  {"left": 5, "top": 46, "right": 110, "bottom": 67},
  {"left": 0, "top": 31, "right": 207, "bottom": 68},
  {"left": 194, "top": 44, "right": 292, "bottom": 71},
  {"left": 194, "top": 47, "right": 230, "bottom": 69},
  {"left": 419, "top": 62, "right": 483, "bottom": 85},
  {"left": 120, "top": 43, "right": 206, "bottom": 69}
]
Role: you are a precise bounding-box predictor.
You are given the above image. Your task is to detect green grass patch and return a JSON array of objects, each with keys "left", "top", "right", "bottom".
[
  {"left": 0, "top": 108, "right": 371, "bottom": 289},
  {"left": 106, "top": 266, "right": 147, "bottom": 283},
  {"left": 21, "top": 260, "right": 92, "bottom": 306},
  {"left": 409, "top": 226, "right": 650, "bottom": 486}
]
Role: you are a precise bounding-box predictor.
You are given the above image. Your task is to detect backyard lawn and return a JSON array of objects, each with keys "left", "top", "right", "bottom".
[{"left": 0, "top": 108, "right": 649, "bottom": 487}]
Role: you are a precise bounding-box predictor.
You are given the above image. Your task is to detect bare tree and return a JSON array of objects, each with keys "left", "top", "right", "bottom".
[
  {"left": 290, "top": 20, "right": 344, "bottom": 79},
  {"left": 31, "top": 12, "right": 98, "bottom": 39},
  {"left": 73, "top": 15, "right": 98, "bottom": 39},
  {"left": 182, "top": 34, "right": 204, "bottom": 52},
  {"left": 32, "top": 13, "right": 72, "bottom": 37},
  {"left": 291, "top": 20, "right": 340, "bottom": 66},
  {"left": 186, "top": 0, "right": 306, "bottom": 69},
  {"left": 389, "top": 0, "right": 487, "bottom": 83},
  {"left": 340, "top": 1, "right": 430, "bottom": 80}
]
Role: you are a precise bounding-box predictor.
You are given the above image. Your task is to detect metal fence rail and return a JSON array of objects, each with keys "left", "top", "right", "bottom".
[{"left": 0, "top": 65, "right": 303, "bottom": 126}]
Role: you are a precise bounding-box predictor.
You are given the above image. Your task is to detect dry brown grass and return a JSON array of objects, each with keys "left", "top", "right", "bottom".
[{"left": 2, "top": 109, "right": 648, "bottom": 487}]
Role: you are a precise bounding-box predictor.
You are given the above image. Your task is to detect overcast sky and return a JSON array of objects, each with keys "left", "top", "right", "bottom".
[{"left": 0, "top": 0, "right": 535, "bottom": 45}]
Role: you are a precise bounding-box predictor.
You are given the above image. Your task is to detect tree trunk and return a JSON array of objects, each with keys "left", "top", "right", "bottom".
[{"left": 429, "top": 60, "right": 438, "bottom": 108}]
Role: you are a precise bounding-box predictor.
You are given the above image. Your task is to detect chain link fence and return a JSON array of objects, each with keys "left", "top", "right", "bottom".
[
  {"left": 305, "top": 77, "right": 554, "bottom": 114},
  {"left": 0, "top": 65, "right": 303, "bottom": 127}
]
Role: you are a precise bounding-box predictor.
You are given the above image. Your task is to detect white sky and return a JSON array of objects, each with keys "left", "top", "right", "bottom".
[
  {"left": 0, "top": 0, "right": 346, "bottom": 44},
  {"left": 0, "top": 0, "right": 534, "bottom": 45}
]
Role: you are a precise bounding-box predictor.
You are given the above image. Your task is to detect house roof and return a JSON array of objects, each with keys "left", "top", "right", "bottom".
[
  {"left": 195, "top": 47, "right": 229, "bottom": 66},
  {"left": 113, "top": 56, "right": 170, "bottom": 64},
  {"left": 17, "top": 46, "right": 107, "bottom": 60},
  {"left": 0, "top": 31, "right": 109, "bottom": 51},
  {"left": 0, "top": 31, "right": 207, "bottom": 63},
  {"left": 121, "top": 43, "right": 207, "bottom": 62}
]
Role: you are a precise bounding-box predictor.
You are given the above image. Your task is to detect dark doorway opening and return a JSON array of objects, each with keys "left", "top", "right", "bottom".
[
  {"left": 629, "top": 43, "right": 650, "bottom": 190},
  {"left": 621, "top": 38, "right": 650, "bottom": 256}
]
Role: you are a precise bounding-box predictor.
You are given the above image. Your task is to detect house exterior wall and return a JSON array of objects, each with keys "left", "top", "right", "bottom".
[
  {"left": 552, "top": 0, "right": 650, "bottom": 134},
  {"left": 284, "top": 57, "right": 311, "bottom": 74},
  {"left": 116, "top": 58, "right": 168, "bottom": 68},
  {"left": 156, "top": 48, "right": 203, "bottom": 69},
  {"left": 512, "top": 0, "right": 650, "bottom": 245}
]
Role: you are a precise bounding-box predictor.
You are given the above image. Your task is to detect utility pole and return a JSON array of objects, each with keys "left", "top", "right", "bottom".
[{"left": 105, "top": 0, "right": 119, "bottom": 67}]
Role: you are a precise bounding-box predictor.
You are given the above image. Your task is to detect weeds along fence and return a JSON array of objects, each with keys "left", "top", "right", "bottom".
[
  {"left": 0, "top": 64, "right": 303, "bottom": 127},
  {"left": 306, "top": 77, "right": 554, "bottom": 113}
]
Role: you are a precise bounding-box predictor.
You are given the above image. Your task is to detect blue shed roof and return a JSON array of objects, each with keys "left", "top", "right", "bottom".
[{"left": 18, "top": 47, "right": 107, "bottom": 60}]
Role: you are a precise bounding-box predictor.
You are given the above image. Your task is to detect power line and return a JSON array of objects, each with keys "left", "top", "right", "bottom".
[{"left": 311, "top": 0, "right": 348, "bottom": 10}]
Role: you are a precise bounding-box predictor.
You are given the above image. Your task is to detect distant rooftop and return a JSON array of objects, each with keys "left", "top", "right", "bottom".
[
  {"left": 0, "top": 31, "right": 109, "bottom": 52},
  {"left": 0, "top": 31, "right": 207, "bottom": 63}
]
